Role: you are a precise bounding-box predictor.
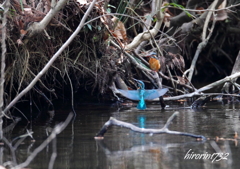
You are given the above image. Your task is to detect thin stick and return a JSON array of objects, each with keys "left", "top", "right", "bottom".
[
  {"left": 164, "top": 72, "right": 240, "bottom": 101},
  {"left": 125, "top": 0, "right": 163, "bottom": 50},
  {"left": 3, "top": 0, "right": 98, "bottom": 113},
  {"left": 0, "top": 0, "right": 11, "bottom": 141},
  {"left": 12, "top": 113, "right": 74, "bottom": 169},
  {"left": 166, "top": 3, "right": 240, "bottom": 13},
  {"left": 166, "top": 66, "right": 176, "bottom": 94},
  {"left": 187, "top": 0, "right": 219, "bottom": 83}
]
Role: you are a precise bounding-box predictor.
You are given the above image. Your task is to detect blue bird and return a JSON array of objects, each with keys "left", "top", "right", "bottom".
[{"left": 117, "top": 80, "right": 168, "bottom": 110}]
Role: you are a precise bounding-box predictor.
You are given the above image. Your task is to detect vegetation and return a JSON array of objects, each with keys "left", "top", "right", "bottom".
[
  {"left": 0, "top": 0, "right": 239, "bottom": 111},
  {"left": 1, "top": 0, "right": 240, "bottom": 168}
]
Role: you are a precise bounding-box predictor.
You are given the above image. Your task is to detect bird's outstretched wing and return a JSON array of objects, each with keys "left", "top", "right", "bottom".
[
  {"left": 117, "top": 89, "right": 140, "bottom": 100},
  {"left": 117, "top": 88, "right": 168, "bottom": 101},
  {"left": 144, "top": 88, "right": 168, "bottom": 100}
]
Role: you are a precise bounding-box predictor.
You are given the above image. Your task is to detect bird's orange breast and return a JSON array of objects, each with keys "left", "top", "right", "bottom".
[{"left": 149, "top": 58, "right": 160, "bottom": 71}]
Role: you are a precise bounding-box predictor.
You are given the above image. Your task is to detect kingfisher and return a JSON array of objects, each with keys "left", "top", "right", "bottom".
[
  {"left": 147, "top": 52, "right": 161, "bottom": 72},
  {"left": 116, "top": 79, "right": 168, "bottom": 110}
]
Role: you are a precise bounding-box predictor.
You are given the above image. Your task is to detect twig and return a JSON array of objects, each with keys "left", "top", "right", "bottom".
[
  {"left": 166, "top": 3, "right": 240, "bottom": 13},
  {"left": 125, "top": 0, "right": 163, "bottom": 50},
  {"left": 3, "top": 117, "right": 21, "bottom": 134},
  {"left": 95, "top": 112, "right": 205, "bottom": 140},
  {"left": 187, "top": 0, "right": 219, "bottom": 82},
  {"left": 3, "top": 0, "right": 98, "bottom": 113},
  {"left": 0, "top": 0, "right": 11, "bottom": 127},
  {"left": 2, "top": 130, "right": 34, "bottom": 167},
  {"left": 65, "top": 64, "right": 76, "bottom": 114},
  {"left": 151, "top": 71, "right": 163, "bottom": 88},
  {"left": 159, "top": 72, "right": 194, "bottom": 91},
  {"left": 0, "top": 0, "right": 11, "bottom": 141},
  {"left": 110, "top": 40, "right": 151, "bottom": 73},
  {"left": 222, "top": 50, "right": 240, "bottom": 93},
  {"left": 134, "top": 0, "right": 155, "bottom": 53},
  {"left": 111, "top": 40, "right": 164, "bottom": 89},
  {"left": 128, "top": 1, "right": 163, "bottom": 56},
  {"left": 2, "top": 137, "right": 17, "bottom": 166},
  {"left": 164, "top": 72, "right": 240, "bottom": 101},
  {"left": 12, "top": 130, "right": 34, "bottom": 150},
  {"left": 166, "top": 65, "right": 176, "bottom": 94}
]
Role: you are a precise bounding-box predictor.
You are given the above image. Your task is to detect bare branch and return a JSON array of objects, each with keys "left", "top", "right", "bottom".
[
  {"left": 0, "top": 0, "right": 11, "bottom": 140},
  {"left": 3, "top": 0, "right": 98, "bottom": 113},
  {"left": 164, "top": 72, "right": 240, "bottom": 101},
  {"left": 222, "top": 50, "right": 240, "bottom": 93},
  {"left": 171, "top": 2, "right": 240, "bottom": 13},
  {"left": 28, "top": 0, "right": 68, "bottom": 36},
  {"left": 125, "top": 0, "right": 163, "bottom": 50},
  {"left": 95, "top": 112, "right": 205, "bottom": 140},
  {"left": 187, "top": 0, "right": 219, "bottom": 83}
]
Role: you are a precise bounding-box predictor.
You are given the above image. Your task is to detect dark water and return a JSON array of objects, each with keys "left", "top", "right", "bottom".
[{"left": 2, "top": 100, "right": 240, "bottom": 169}]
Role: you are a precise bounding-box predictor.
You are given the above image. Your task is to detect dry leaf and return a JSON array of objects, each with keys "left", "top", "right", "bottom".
[
  {"left": 164, "top": 13, "right": 171, "bottom": 27},
  {"left": 111, "top": 16, "right": 128, "bottom": 43},
  {"left": 99, "top": 8, "right": 127, "bottom": 46},
  {"left": 218, "top": 0, "right": 226, "bottom": 9},
  {"left": 162, "top": 1, "right": 174, "bottom": 27},
  {"left": 167, "top": 52, "right": 185, "bottom": 71},
  {"left": 215, "top": 0, "right": 228, "bottom": 21},
  {"left": 20, "top": 29, "right": 27, "bottom": 36}
]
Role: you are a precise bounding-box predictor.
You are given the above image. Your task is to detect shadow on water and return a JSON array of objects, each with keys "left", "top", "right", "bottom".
[{"left": 2, "top": 100, "right": 240, "bottom": 169}]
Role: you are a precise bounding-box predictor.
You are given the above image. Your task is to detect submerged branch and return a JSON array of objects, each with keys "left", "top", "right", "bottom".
[{"left": 95, "top": 112, "right": 205, "bottom": 140}]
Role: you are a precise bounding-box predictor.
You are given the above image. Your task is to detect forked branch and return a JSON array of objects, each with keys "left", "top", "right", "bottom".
[
  {"left": 27, "top": 0, "right": 68, "bottom": 37},
  {"left": 95, "top": 112, "right": 205, "bottom": 140},
  {"left": 125, "top": 0, "right": 163, "bottom": 50}
]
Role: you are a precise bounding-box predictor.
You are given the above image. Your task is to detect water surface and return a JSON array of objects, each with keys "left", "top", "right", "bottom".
[{"left": 2, "top": 101, "right": 240, "bottom": 169}]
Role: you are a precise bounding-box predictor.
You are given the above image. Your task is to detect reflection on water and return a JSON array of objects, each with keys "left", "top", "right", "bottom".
[{"left": 2, "top": 101, "right": 240, "bottom": 169}]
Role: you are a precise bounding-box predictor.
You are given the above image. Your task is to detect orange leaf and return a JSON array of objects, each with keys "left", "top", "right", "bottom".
[
  {"left": 20, "top": 29, "right": 27, "bottom": 36},
  {"left": 111, "top": 16, "right": 128, "bottom": 43}
]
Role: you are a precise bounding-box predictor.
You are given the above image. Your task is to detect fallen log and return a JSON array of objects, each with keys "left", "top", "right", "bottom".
[{"left": 95, "top": 112, "right": 205, "bottom": 140}]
